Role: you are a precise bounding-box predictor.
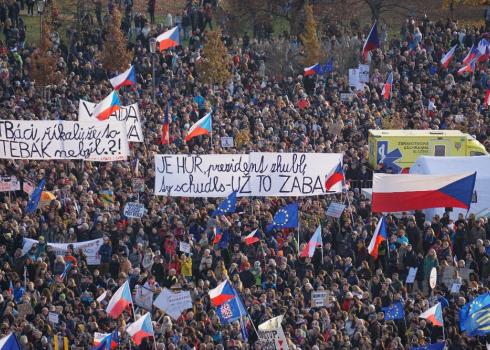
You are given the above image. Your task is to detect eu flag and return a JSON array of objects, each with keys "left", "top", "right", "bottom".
[
  {"left": 216, "top": 294, "right": 247, "bottom": 324},
  {"left": 460, "top": 292, "right": 490, "bottom": 336},
  {"left": 212, "top": 192, "right": 237, "bottom": 216},
  {"left": 382, "top": 302, "right": 405, "bottom": 320},
  {"left": 410, "top": 342, "right": 445, "bottom": 350},
  {"left": 266, "top": 203, "right": 299, "bottom": 232},
  {"left": 26, "top": 178, "right": 45, "bottom": 214},
  {"left": 319, "top": 60, "right": 333, "bottom": 74}
]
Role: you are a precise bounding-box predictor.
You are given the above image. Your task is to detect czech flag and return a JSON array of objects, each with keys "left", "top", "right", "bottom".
[
  {"left": 8, "top": 280, "right": 13, "bottom": 295},
  {"left": 209, "top": 280, "right": 236, "bottom": 307},
  {"left": 0, "top": 333, "right": 20, "bottom": 350},
  {"left": 419, "top": 303, "right": 444, "bottom": 327},
  {"left": 462, "top": 44, "right": 479, "bottom": 65},
  {"left": 362, "top": 22, "right": 380, "bottom": 61},
  {"left": 299, "top": 225, "right": 322, "bottom": 258},
  {"left": 109, "top": 65, "right": 137, "bottom": 90},
  {"left": 126, "top": 312, "right": 154, "bottom": 346},
  {"left": 477, "top": 38, "right": 489, "bottom": 62},
  {"left": 161, "top": 105, "right": 170, "bottom": 145},
  {"left": 93, "top": 91, "right": 121, "bottom": 121},
  {"left": 381, "top": 72, "right": 393, "bottom": 100},
  {"left": 372, "top": 172, "right": 476, "bottom": 213},
  {"left": 325, "top": 162, "right": 344, "bottom": 191},
  {"left": 457, "top": 57, "right": 477, "bottom": 75},
  {"left": 243, "top": 229, "right": 260, "bottom": 245},
  {"left": 212, "top": 227, "right": 223, "bottom": 244},
  {"left": 485, "top": 89, "right": 490, "bottom": 107},
  {"left": 156, "top": 26, "right": 180, "bottom": 51},
  {"left": 185, "top": 112, "right": 212, "bottom": 142},
  {"left": 106, "top": 281, "right": 133, "bottom": 319},
  {"left": 367, "top": 216, "right": 388, "bottom": 259},
  {"left": 93, "top": 332, "right": 118, "bottom": 350},
  {"left": 303, "top": 62, "right": 332, "bottom": 77},
  {"left": 440, "top": 45, "right": 457, "bottom": 68}
]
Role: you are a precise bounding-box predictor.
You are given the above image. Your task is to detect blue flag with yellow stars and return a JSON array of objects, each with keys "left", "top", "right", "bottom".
[
  {"left": 382, "top": 302, "right": 405, "bottom": 320},
  {"left": 26, "top": 178, "right": 45, "bottom": 214},
  {"left": 212, "top": 191, "right": 237, "bottom": 216},
  {"left": 410, "top": 342, "right": 445, "bottom": 350},
  {"left": 460, "top": 292, "right": 490, "bottom": 336},
  {"left": 266, "top": 203, "right": 299, "bottom": 232}
]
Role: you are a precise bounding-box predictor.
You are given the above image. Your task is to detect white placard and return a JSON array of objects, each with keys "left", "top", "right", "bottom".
[
  {"left": 358, "top": 64, "right": 370, "bottom": 83},
  {"left": 0, "top": 120, "right": 128, "bottom": 161},
  {"left": 154, "top": 153, "right": 343, "bottom": 197},
  {"left": 179, "top": 241, "right": 191, "bottom": 254},
  {"left": 451, "top": 282, "right": 462, "bottom": 294},
  {"left": 123, "top": 202, "right": 145, "bottom": 218},
  {"left": 311, "top": 290, "right": 329, "bottom": 308},
  {"left": 340, "top": 92, "right": 355, "bottom": 102},
  {"left": 134, "top": 285, "right": 154, "bottom": 311},
  {"left": 0, "top": 175, "right": 20, "bottom": 192},
  {"left": 406, "top": 267, "right": 418, "bottom": 284},
  {"left": 23, "top": 237, "right": 103, "bottom": 265},
  {"left": 349, "top": 68, "right": 365, "bottom": 91},
  {"left": 48, "top": 312, "right": 59, "bottom": 324},
  {"left": 258, "top": 315, "right": 289, "bottom": 350},
  {"left": 153, "top": 288, "right": 193, "bottom": 320},
  {"left": 220, "top": 137, "right": 234, "bottom": 148},
  {"left": 78, "top": 100, "right": 143, "bottom": 143},
  {"left": 326, "top": 202, "right": 346, "bottom": 218},
  {"left": 430, "top": 267, "right": 437, "bottom": 289}
]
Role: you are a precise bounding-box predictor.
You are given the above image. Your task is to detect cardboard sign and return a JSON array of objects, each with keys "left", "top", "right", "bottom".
[
  {"left": 123, "top": 202, "right": 145, "bottom": 218},
  {"left": 179, "top": 241, "right": 191, "bottom": 254},
  {"left": 406, "top": 267, "right": 418, "bottom": 284},
  {"left": 0, "top": 176, "right": 20, "bottom": 192},
  {"left": 134, "top": 285, "right": 154, "bottom": 311},
  {"left": 311, "top": 290, "right": 330, "bottom": 308},
  {"left": 153, "top": 288, "right": 193, "bottom": 320},
  {"left": 48, "top": 312, "right": 59, "bottom": 324},
  {"left": 17, "top": 303, "right": 33, "bottom": 317},
  {"left": 326, "top": 202, "right": 346, "bottom": 218},
  {"left": 220, "top": 137, "right": 234, "bottom": 148}
]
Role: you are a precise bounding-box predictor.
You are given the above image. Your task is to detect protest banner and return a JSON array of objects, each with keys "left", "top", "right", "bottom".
[
  {"left": 153, "top": 288, "right": 193, "bottom": 320},
  {"left": 348, "top": 68, "right": 364, "bottom": 91},
  {"left": 258, "top": 315, "right": 289, "bottom": 350},
  {"left": 23, "top": 238, "right": 103, "bottom": 265},
  {"left": 179, "top": 241, "right": 191, "bottom": 254},
  {"left": 326, "top": 202, "right": 346, "bottom": 218},
  {"left": 123, "top": 202, "right": 145, "bottom": 218},
  {"left": 0, "top": 120, "right": 128, "bottom": 161},
  {"left": 311, "top": 290, "right": 330, "bottom": 308},
  {"left": 0, "top": 175, "right": 20, "bottom": 192},
  {"left": 154, "top": 153, "right": 343, "bottom": 197},
  {"left": 78, "top": 99, "right": 143, "bottom": 142},
  {"left": 134, "top": 285, "right": 154, "bottom": 311}
]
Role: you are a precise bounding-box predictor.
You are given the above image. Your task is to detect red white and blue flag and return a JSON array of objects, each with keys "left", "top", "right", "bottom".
[
  {"left": 299, "top": 225, "right": 322, "bottom": 258},
  {"left": 106, "top": 281, "right": 133, "bottom": 319},
  {"left": 419, "top": 303, "right": 444, "bottom": 327},
  {"left": 185, "top": 112, "right": 212, "bottom": 142},
  {"left": 243, "top": 229, "right": 260, "bottom": 245},
  {"left": 209, "top": 280, "right": 236, "bottom": 307},
  {"left": 457, "top": 57, "right": 477, "bottom": 75},
  {"left": 485, "top": 89, "right": 490, "bottom": 107},
  {"left": 92, "top": 91, "right": 121, "bottom": 121},
  {"left": 109, "top": 65, "right": 137, "bottom": 90},
  {"left": 156, "top": 26, "right": 180, "bottom": 51},
  {"left": 381, "top": 72, "right": 393, "bottom": 100},
  {"left": 477, "top": 38, "right": 490, "bottom": 62},
  {"left": 462, "top": 44, "right": 479, "bottom": 65},
  {"left": 440, "top": 45, "right": 457, "bottom": 68},
  {"left": 325, "top": 162, "right": 344, "bottom": 191},
  {"left": 161, "top": 105, "right": 170, "bottom": 145},
  {"left": 372, "top": 172, "right": 476, "bottom": 213},
  {"left": 367, "top": 216, "right": 388, "bottom": 259},
  {"left": 362, "top": 22, "right": 380, "bottom": 61},
  {"left": 126, "top": 312, "right": 154, "bottom": 346}
]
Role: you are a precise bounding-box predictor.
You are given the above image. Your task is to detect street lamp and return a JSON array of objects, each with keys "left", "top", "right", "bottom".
[
  {"left": 149, "top": 38, "right": 157, "bottom": 104},
  {"left": 37, "top": 0, "right": 45, "bottom": 45}
]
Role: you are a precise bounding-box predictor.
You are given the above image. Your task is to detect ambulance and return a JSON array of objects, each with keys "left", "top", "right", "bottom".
[{"left": 368, "top": 130, "right": 488, "bottom": 173}]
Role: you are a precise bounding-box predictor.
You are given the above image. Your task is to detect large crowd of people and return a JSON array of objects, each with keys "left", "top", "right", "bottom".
[{"left": 0, "top": 0, "right": 490, "bottom": 349}]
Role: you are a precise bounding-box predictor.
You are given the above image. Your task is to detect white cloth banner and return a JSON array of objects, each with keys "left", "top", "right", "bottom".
[
  {"left": 134, "top": 285, "right": 154, "bottom": 311},
  {"left": 154, "top": 153, "right": 343, "bottom": 197},
  {"left": 153, "top": 288, "right": 192, "bottom": 320},
  {"left": 0, "top": 175, "right": 20, "bottom": 192},
  {"left": 22, "top": 237, "right": 104, "bottom": 265},
  {"left": 78, "top": 100, "right": 143, "bottom": 142},
  {"left": 0, "top": 120, "right": 128, "bottom": 161},
  {"left": 258, "top": 315, "right": 289, "bottom": 350}
]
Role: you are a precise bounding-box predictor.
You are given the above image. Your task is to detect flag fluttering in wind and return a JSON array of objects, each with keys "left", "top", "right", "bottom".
[
  {"left": 106, "top": 281, "right": 133, "bottom": 319},
  {"left": 362, "top": 22, "right": 380, "bottom": 61},
  {"left": 212, "top": 191, "right": 237, "bottom": 216},
  {"left": 243, "top": 229, "right": 260, "bottom": 245},
  {"left": 156, "top": 26, "right": 180, "bottom": 51},
  {"left": 209, "top": 280, "right": 236, "bottom": 307},
  {"left": 325, "top": 162, "right": 344, "bottom": 192},
  {"left": 419, "top": 303, "right": 443, "bottom": 327},
  {"left": 110, "top": 65, "right": 137, "bottom": 90},
  {"left": 299, "top": 225, "right": 322, "bottom": 258},
  {"left": 26, "top": 178, "right": 46, "bottom": 214},
  {"left": 460, "top": 292, "right": 490, "bottom": 336},
  {"left": 185, "top": 112, "right": 212, "bottom": 142},
  {"left": 381, "top": 72, "right": 393, "bottom": 100},
  {"left": 440, "top": 45, "right": 457, "bottom": 68},
  {"left": 266, "top": 203, "right": 299, "bottom": 232},
  {"left": 92, "top": 91, "right": 121, "bottom": 121},
  {"left": 367, "top": 216, "right": 388, "bottom": 259},
  {"left": 126, "top": 312, "right": 154, "bottom": 346},
  {"left": 0, "top": 333, "right": 20, "bottom": 350}
]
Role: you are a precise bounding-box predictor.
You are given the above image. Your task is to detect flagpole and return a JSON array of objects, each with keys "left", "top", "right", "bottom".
[{"left": 297, "top": 212, "right": 301, "bottom": 254}]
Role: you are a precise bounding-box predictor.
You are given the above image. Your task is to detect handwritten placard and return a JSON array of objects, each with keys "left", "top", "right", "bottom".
[
  {"left": 406, "top": 267, "right": 418, "bottom": 284},
  {"left": 326, "top": 202, "right": 346, "bottom": 218}
]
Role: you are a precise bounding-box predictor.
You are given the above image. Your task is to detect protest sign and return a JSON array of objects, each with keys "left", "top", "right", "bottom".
[
  {"left": 258, "top": 315, "right": 289, "bottom": 350},
  {"left": 406, "top": 267, "right": 418, "bottom": 284},
  {"left": 131, "top": 178, "right": 145, "bottom": 192},
  {"left": 154, "top": 153, "right": 343, "bottom": 197},
  {"left": 311, "top": 290, "right": 330, "bottom": 308},
  {"left": 429, "top": 267, "right": 437, "bottom": 289},
  {"left": 48, "top": 312, "right": 59, "bottom": 324},
  {"left": 78, "top": 100, "right": 143, "bottom": 142},
  {"left": 348, "top": 69, "right": 364, "bottom": 91},
  {"left": 23, "top": 238, "right": 103, "bottom": 265},
  {"left": 134, "top": 285, "right": 154, "bottom": 311},
  {"left": 451, "top": 282, "right": 462, "bottom": 294},
  {"left": 220, "top": 136, "right": 234, "bottom": 148},
  {"left": 17, "top": 303, "right": 33, "bottom": 318},
  {"left": 23, "top": 179, "right": 34, "bottom": 194},
  {"left": 0, "top": 175, "right": 20, "bottom": 192},
  {"left": 358, "top": 64, "right": 370, "bottom": 83},
  {"left": 123, "top": 202, "right": 145, "bottom": 218},
  {"left": 340, "top": 92, "right": 355, "bottom": 102},
  {"left": 0, "top": 120, "right": 128, "bottom": 161},
  {"left": 153, "top": 288, "right": 193, "bottom": 320},
  {"left": 326, "top": 202, "right": 346, "bottom": 218},
  {"left": 179, "top": 241, "right": 191, "bottom": 254}
]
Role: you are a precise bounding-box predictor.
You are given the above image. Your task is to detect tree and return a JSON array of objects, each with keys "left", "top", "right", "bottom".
[
  {"left": 299, "top": 3, "right": 322, "bottom": 66},
  {"left": 98, "top": 8, "right": 132, "bottom": 73},
  {"left": 442, "top": 0, "right": 487, "bottom": 19},
  {"left": 196, "top": 30, "right": 232, "bottom": 86},
  {"left": 29, "top": 20, "right": 63, "bottom": 90}
]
